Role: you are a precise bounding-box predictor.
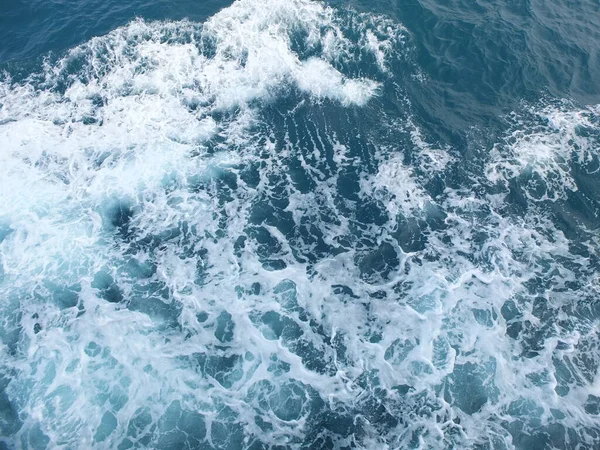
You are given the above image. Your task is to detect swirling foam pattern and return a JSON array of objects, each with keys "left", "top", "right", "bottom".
[{"left": 0, "top": 0, "right": 599, "bottom": 449}]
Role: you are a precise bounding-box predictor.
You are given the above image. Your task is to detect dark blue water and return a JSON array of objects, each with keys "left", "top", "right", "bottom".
[{"left": 1, "top": 0, "right": 599, "bottom": 449}]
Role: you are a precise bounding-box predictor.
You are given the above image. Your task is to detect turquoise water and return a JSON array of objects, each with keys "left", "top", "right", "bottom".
[{"left": 0, "top": 0, "right": 599, "bottom": 448}]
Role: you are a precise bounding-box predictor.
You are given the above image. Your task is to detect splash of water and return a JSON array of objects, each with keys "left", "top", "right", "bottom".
[{"left": 1, "top": 0, "right": 599, "bottom": 449}]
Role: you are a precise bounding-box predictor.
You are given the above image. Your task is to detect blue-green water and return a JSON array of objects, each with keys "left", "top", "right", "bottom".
[{"left": 1, "top": 0, "right": 599, "bottom": 448}]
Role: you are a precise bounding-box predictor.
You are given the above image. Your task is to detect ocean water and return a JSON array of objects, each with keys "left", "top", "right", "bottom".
[{"left": 0, "top": 0, "right": 599, "bottom": 448}]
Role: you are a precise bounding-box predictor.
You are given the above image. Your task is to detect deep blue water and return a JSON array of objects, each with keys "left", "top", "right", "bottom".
[{"left": 1, "top": 0, "right": 599, "bottom": 449}]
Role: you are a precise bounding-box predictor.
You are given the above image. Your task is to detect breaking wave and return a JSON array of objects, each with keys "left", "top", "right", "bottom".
[{"left": 0, "top": 0, "right": 599, "bottom": 449}]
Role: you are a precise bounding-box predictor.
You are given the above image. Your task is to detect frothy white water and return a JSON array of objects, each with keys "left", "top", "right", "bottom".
[
  {"left": 486, "top": 102, "right": 600, "bottom": 202},
  {"left": 0, "top": 0, "right": 410, "bottom": 448},
  {"left": 0, "top": 0, "right": 402, "bottom": 284},
  {"left": 1, "top": 0, "right": 599, "bottom": 449}
]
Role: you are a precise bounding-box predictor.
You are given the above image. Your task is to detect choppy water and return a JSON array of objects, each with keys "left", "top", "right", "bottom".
[{"left": 1, "top": 0, "right": 599, "bottom": 449}]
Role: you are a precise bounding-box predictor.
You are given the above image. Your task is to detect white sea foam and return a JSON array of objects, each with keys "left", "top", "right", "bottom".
[
  {"left": 0, "top": 0, "right": 411, "bottom": 448},
  {"left": 365, "top": 152, "right": 429, "bottom": 218},
  {"left": 486, "top": 103, "right": 600, "bottom": 201},
  {"left": 1, "top": 0, "right": 599, "bottom": 448}
]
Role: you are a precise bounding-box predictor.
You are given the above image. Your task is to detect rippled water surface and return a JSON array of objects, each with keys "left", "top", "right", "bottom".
[{"left": 1, "top": 0, "right": 599, "bottom": 449}]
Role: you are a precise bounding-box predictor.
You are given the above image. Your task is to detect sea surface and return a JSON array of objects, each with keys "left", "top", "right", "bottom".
[{"left": 1, "top": 0, "right": 599, "bottom": 448}]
